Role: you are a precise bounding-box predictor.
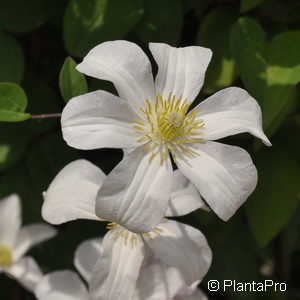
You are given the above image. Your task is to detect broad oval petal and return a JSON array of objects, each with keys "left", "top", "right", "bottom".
[
  {"left": 144, "top": 220, "right": 212, "bottom": 285},
  {"left": 176, "top": 141, "right": 258, "bottom": 221},
  {"left": 13, "top": 224, "right": 56, "bottom": 261},
  {"left": 77, "top": 40, "right": 156, "bottom": 109},
  {"left": 0, "top": 194, "right": 21, "bottom": 247},
  {"left": 149, "top": 43, "right": 212, "bottom": 103},
  {"left": 96, "top": 147, "right": 173, "bottom": 233},
  {"left": 193, "top": 87, "right": 271, "bottom": 146},
  {"left": 42, "top": 159, "right": 105, "bottom": 224},
  {"left": 74, "top": 238, "right": 103, "bottom": 283},
  {"left": 61, "top": 90, "right": 142, "bottom": 150},
  {"left": 34, "top": 270, "right": 90, "bottom": 300},
  {"left": 166, "top": 169, "right": 208, "bottom": 217},
  {"left": 90, "top": 227, "right": 145, "bottom": 300}
]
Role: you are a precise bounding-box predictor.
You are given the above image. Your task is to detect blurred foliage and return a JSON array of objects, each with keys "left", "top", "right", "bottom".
[{"left": 0, "top": 0, "right": 299, "bottom": 299}]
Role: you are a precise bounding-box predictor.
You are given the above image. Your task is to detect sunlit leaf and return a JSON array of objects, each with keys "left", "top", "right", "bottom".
[
  {"left": 59, "top": 57, "right": 88, "bottom": 102},
  {"left": 197, "top": 6, "right": 238, "bottom": 93},
  {"left": 230, "top": 17, "right": 267, "bottom": 100}
]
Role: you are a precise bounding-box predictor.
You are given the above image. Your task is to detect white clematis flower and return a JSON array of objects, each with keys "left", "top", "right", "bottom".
[
  {"left": 42, "top": 159, "right": 212, "bottom": 300},
  {"left": 35, "top": 238, "right": 207, "bottom": 300},
  {"left": 0, "top": 194, "right": 56, "bottom": 291},
  {"left": 61, "top": 40, "right": 271, "bottom": 232},
  {"left": 34, "top": 238, "right": 103, "bottom": 300}
]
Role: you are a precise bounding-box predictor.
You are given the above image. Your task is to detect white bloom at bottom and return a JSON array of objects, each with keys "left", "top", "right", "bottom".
[
  {"left": 89, "top": 220, "right": 211, "bottom": 300},
  {"left": 35, "top": 238, "right": 102, "bottom": 300},
  {"left": 42, "top": 160, "right": 211, "bottom": 300},
  {"left": 0, "top": 194, "right": 57, "bottom": 291},
  {"left": 36, "top": 237, "right": 208, "bottom": 300}
]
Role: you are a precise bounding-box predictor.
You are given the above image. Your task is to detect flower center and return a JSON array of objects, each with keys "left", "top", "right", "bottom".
[
  {"left": 133, "top": 94, "right": 205, "bottom": 163},
  {"left": 107, "top": 222, "right": 163, "bottom": 247},
  {"left": 0, "top": 245, "right": 12, "bottom": 267},
  {"left": 157, "top": 111, "right": 184, "bottom": 141}
]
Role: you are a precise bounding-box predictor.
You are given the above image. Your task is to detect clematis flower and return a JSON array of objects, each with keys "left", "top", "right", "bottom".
[
  {"left": 42, "top": 159, "right": 212, "bottom": 300},
  {"left": 61, "top": 40, "right": 271, "bottom": 233},
  {"left": 34, "top": 238, "right": 102, "bottom": 300},
  {"left": 35, "top": 238, "right": 207, "bottom": 300},
  {"left": 0, "top": 194, "right": 56, "bottom": 291}
]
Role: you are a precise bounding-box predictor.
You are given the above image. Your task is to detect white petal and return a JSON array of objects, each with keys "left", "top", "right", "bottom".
[
  {"left": 149, "top": 43, "right": 212, "bottom": 103},
  {"left": 61, "top": 90, "right": 141, "bottom": 150},
  {"left": 176, "top": 141, "right": 258, "bottom": 221},
  {"left": 0, "top": 194, "right": 21, "bottom": 247},
  {"left": 96, "top": 147, "right": 173, "bottom": 233},
  {"left": 6, "top": 256, "right": 42, "bottom": 292},
  {"left": 42, "top": 160, "right": 105, "bottom": 224},
  {"left": 12, "top": 224, "right": 56, "bottom": 261},
  {"left": 194, "top": 87, "right": 271, "bottom": 146},
  {"left": 134, "top": 260, "right": 185, "bottom": 300},
  {"left": 90, "top": 228, "right": 145, "bottom": 300},
  {"left": 166, "top": 170, "right": 208, "bottom": 217},
  {"left": 74, "top": 238, "right": 103, "bottom": 283},
  {"left": 34, "top": 270, "right": 90, "bottom": 300},
  {"left": 144, "top": 220, "right": 212, "bottom": 285},
  {"left": 77, "top": 40, "right": 156, "bottom": 109}
]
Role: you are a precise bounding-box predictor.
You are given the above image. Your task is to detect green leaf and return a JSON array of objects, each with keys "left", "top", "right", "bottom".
[
  {"left": 64, "top": 0, "right": 144, "bottom": 57},
  {"left": 0, "top": 83, "right": 30, "bottom": 122},
  {"left": 59, "top": 57, "right": 88, "bottom": 102},
  {"left": 197, "top": 6, "right": 238, "bottom": 93},
  {"left": 262, "top": 30, "right": 300, "bottom": 134},
  {"left": 231, "top": 19, "right": 300, "bottom": 137},
  {"left": 230, "top": 17, "right": 268, "bottom": 100},
  {"left": 136, "top": 0, "right": 182, "bottom": 45},
  {"left": 0, "top": 32, "right": 24, "bottom": 84},
  {"left": 240, "top": 0, "right": 264, "bottom": 12},
  {"left": 246, "top": 146, "right": 300, "bottom": 247},
  {"left": 0, "top": 0, "right": 63, "bottom": 33}
]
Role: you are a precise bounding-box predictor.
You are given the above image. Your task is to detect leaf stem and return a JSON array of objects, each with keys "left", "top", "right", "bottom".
[{"left": 30, "top": 113, "right": 62, "bottom": 119}]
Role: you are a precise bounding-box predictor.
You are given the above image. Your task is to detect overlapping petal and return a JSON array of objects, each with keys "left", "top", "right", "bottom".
[
  {"left": 96, "top": 147, "right": 173, "bottom": 233},
  {"left": 134, "top": 260, "right": 184, "bottom": 300},
  {"left": 74, "top": 238, "right": 103, "bottom": 283},
  {"left": 42, "top": 159, "right": 105, "bottom": 224},
  {"left": 90, "top": 227, "right": 145, "bottom": 300},
  {"left": 35, "top": 270, "right": 90, "bottom": 300},
  {"left": 149, "top": 43, "right": 212, "bottom": 103},
  {"left": 144, "top": 220, "right": 212, "bottom": 285},
  {"left": 0, "top": 194, "right": 21, "bottom": 247},
  {"left": 6, "top": 256, "right": 42, "bottom": 292},
  {"left": 61, "top": 90, "right": 141, "bottom": 150},
  {"left": 76, "top": 40, "right": 156, "bottom": 109},
  {"left": 13, "top": 224, "right": 57, "bottom": 261},
  {"left": 166, "top": 170, "right": 207, "bottom": 217},
  {"left": 193, "top": 87, "right": 271, "bottom": 145},
  {"left": 176, "top": 141, "right": 258, "bottom": 221}
]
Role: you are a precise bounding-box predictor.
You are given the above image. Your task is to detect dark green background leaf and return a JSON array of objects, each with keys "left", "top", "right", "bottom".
[
  {"left": 0, "top": 32, "right": 24, "bottom": 84},
  {"left": 59, "top": 57, "right": 88, "bottom": 102},
  {"left": 64, "top": 0, "right": 144, "bottom": 57}
]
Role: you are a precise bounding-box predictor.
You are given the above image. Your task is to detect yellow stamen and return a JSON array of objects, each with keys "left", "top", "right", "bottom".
[
  {"left": 0, "top": 245, "right": 12, "bottom": 267},
  {"left": 132, "top": 93, "right": 205, "bottom": 163}
]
